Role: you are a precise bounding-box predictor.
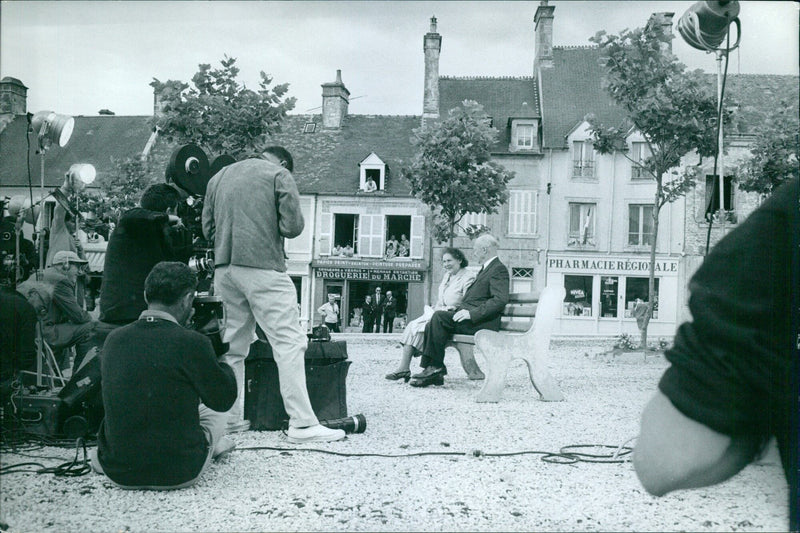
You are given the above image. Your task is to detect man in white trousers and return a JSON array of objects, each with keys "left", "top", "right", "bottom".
[{"left": 202, "top": 146, "right": 344, "bottom": 443}]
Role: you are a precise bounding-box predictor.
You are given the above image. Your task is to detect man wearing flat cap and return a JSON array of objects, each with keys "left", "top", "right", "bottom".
[{"left": 17, "top": 250, "right": 96, "bottom": 371}]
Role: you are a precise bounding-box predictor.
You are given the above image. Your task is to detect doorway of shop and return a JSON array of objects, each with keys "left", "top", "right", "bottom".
[{"left": 346, "top": 282, "right": 408, "bottom": 332}]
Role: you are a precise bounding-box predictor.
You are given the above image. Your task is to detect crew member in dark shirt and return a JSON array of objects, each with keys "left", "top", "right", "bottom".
[
  {"left": 634, "top": 177, "right": 799, "bottom": 531},
  {"left": 97, "top": 184, "right": 191, "bottom": 344},
  {"left": 92, "top": 262, "right": 237, "bottom": 489},
  {"left": 0, "top": 287, "right": 37, "bottom": 400}
]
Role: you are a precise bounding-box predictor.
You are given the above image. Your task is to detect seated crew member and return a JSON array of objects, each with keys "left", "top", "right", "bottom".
[
  {"left": 98, "top": 184, "right": 191, "bottom": 345},
  {"left": 411, "top": 234, "right": 509, "bottom": 387},
  {"left": 17, "top": 250, "right": 95, "bottom": 372},
  {"left": 634, "top": 177, "right": 799, "bottom": 531},
  {"left": 0, "top": 286, "right": 37, "bottom": 400},
  {"left": 91, "top": 261, "right": 237, "bottom": 490}
]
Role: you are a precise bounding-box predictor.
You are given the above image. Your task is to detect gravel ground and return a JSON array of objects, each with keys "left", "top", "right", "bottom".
[{"left": 0, "top": 336, "right": 790, "bottom": 532}]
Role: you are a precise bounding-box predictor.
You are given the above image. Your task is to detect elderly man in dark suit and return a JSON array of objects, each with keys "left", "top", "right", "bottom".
[{"left": 411, "top": 234, "right": 509, "bottom": 387}]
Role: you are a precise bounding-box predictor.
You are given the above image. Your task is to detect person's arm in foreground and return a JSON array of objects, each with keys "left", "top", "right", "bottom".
[{"left": 634, "top": 391, "right": 764, "bottom": 496}]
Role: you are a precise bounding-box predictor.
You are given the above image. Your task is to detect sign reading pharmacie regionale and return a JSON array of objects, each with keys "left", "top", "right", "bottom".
[
  {"left": 547, "top": 255, "right": 679, "bottom": 275},
  {"left": 313, "top": 258, "right": 425, "bottom": 282}
]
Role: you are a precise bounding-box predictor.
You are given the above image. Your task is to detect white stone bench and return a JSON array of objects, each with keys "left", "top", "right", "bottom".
[{"left": 445, "top": 286, "right": 566, "bottom": 403}]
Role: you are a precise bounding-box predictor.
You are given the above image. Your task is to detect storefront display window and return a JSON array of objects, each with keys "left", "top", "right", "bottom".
[
  {"left": 624, "top": 277, "right": 659, "bottom": 319},
  {"left": 600, "top": 276, "right": 618, "bottom": 318},
  {"left": 563, "top": 275, "right": 593, "bottom": 317}
]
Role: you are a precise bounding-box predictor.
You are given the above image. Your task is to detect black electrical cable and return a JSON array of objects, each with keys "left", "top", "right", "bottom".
[
  {"left": 704, "top": 29, "right": 733, "bottom": 255},
  {"left": 234, "top": 443, "right": 634, "bottom": 465}
]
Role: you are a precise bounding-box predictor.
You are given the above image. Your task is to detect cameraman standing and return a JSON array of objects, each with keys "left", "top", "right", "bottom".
[
  {"left": 202, "top": 146, "right": 344, "bottom": 443},
  {"left": 97, "top": 184, "right": 192, "bottom": 344}
]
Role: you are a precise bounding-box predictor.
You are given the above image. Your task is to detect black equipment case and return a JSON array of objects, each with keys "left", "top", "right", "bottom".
[{"left": 244, "top": 338, "right": 350, "bottom": 430}]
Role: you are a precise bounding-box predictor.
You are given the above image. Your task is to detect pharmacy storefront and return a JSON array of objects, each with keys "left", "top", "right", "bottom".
[{"left": 546, "top": 253, "right": 680, "bottom": 337}]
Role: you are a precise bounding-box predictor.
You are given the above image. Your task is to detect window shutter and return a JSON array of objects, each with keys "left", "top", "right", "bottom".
[
  {"left": 319, "top": 213, "right": 333, "bottom": 255},
  {"left": 410, "top": 215, "right": 424, "bottom": 258},
  {"left": 370, "top": 215, "right": 385, "bottom": 257},
  {"left": 359, "top": 215, "right": 384, "bottom": 258},
  {"left": 358, "top": 215, "right": 371, "bottom": 256}
]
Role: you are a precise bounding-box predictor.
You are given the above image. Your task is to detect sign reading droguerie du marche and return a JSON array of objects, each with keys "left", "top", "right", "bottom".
[
  {"left": 315, "top": 268, "right": 423, "bottom": 282},
  {"left": 313, "top": 258, "right": 426, "bottom": 282},
  {"left": 548, "top": 257, "right": 679, "bottom": 274}
]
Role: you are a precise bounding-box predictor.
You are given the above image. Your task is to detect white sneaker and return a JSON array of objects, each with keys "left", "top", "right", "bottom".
[
  {"left": 287, "top": 424, "right": 346, "bottom": 443},
  {"left": 213, "top": 436, "right": 236, "bottom": 460}
]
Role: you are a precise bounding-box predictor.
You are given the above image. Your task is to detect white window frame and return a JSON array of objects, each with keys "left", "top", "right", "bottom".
[
  {"left": 568, "top": 202, "right": 596, "bottom": 245},
  {"left": 631, "top": 142, "right": 650, "bottom": 179},
  {"left": 628, "top": 204, "right": 655, "bottom": 246},
  {"left": 507, "top": 190, "right": 537, "bottom": 236},
  {"left": 359, "top": 153, "right": 386, "bottom": 191},
  {"left": 572, "top": 140, "right": 595, "bottom": 178},
  {"left": 319, "top": 212, "right": 333, "bottom": 255}
]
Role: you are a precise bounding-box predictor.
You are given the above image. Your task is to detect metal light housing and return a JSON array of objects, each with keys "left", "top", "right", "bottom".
[
  {"left": 677, "top": 0, "right": 741, "bottom": 51},
  {"left": 30, "top": 110, "right": 75, "bottom": 148}
]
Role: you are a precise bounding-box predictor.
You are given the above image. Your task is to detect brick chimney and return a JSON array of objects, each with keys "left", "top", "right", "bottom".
[
  {"left": 646, "top": 12, "right": 675, "bottom": 53},
  {"left": 534, "top": 1, "right": 555, "bottom": 71},
  {"left": 0, "top": 77, "right": 28, "bottom": 115},
  {"left": 423, "top": 16, "right": 442, "bottom": 120},
  {"left": 321, "top": 69, "right": 350, "bottom": 129}
]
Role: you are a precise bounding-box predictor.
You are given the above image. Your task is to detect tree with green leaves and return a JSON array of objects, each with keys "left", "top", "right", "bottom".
[
  {"left": 738, "top": 108, "right": 799, "bottom": 196},
  {"left": 150, "top": 55, "right": 296, "bottom": 158},
  {"left": 588, "top": 25, "right": 725, "bottom": 348},
  {"left": 403, "top": 100, "right": 514, "bottom": 246}
]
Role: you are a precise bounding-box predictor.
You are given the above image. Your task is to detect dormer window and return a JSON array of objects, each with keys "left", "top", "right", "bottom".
[
  {"left": 509, "top": 119, "right": 539, "bottom": 152},
  {"left": 359, "top": 152, "right": 386, "bottom": 192},
  {"left": 572, "top": 140, "right": 595, "bottom": 178}
]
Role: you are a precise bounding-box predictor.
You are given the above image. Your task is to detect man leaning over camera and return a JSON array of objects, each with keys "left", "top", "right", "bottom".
[
  {"left": 202, "top": 146, "right": 344, "bottom": 442},
  {"left": 97, "top": 184, "right": 192, "bottom": 345},
  {"left": 91, "top": 261, "right": 237, "bottom": 490}
]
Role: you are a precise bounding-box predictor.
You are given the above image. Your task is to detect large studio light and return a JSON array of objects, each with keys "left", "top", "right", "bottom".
[
  {"left": 30, "top": 110, "right": 74, "bottom": 149},
  {"left": 66, "top": 163, "right": 96, "bottom": 190},
  {"left": 677, "top": 1, "right": 740, "bottom": 52}
]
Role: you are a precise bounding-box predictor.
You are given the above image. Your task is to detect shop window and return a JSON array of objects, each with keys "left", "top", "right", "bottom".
[
  {"left": 568, "top": 203, "right": 596, "bottom": 246},
  {"left": 600, "top": 276, "right": 618, "bottom": 318},
  {"left": 508, "top": 190, "right": 537, "bottom": 235},
  {"left": 511, "top": 267, "right": 534, "bottom": 294},
  {"left": 704, "top": 174, "right": 735, "bottom": 221},
  {"left": 572, "top": 140, "right": 594, "bottom": 178},
  {"left": 331, "top": 214, "right": 358, "bottom": 256},
  {"left": 563, "top": 275, "right": 593, "bottom": 317},
  {"left": 624, "top": 277, "right": 659, "bottom": 320},
  {"left": 631, "top": 142, "right": 650, "bottom": 179},
  {"left": 628, "top": 204, "right": 655, "bottom": 246}
]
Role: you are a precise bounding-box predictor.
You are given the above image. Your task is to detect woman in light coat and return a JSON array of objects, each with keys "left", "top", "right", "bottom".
[{"left": 385, "top": 247, "right": 475, "bottom": 381}]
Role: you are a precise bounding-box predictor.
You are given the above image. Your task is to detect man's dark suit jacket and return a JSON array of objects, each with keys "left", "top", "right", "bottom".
[{"left": 457, "top": 257, "right": 510, "bottom": 330}]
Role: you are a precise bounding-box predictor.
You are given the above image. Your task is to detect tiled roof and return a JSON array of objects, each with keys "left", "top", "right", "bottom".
[
  {"left": 539, "top": 46, "right": 625, "bottom": 149},
  {"left": 267, "top": 114, "right": 421, "bottom": 195},
  {"left": 0, "top": 115, "right": 153, "bottom": 188},
  {"left": 438, "top": 76, "right": 540, "bottom": 151},
  {"left": 718, "top": 74, "right": 799, "bottom": 135}
]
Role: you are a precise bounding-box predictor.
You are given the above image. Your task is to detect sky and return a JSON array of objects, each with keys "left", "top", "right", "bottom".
[{"left": 1, "top": 1, "right": 798, "bottom": 118}]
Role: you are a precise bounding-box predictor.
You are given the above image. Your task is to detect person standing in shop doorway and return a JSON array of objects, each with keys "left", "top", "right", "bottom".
[
  {"left": 373, "top": 287, "right": 384, "bottom": 333},
  {"left": 382, "top": 290, "right": 397, "bottom": 333},
  {"left": 317, "top": 293, "right": 340, "bottom": 333}
]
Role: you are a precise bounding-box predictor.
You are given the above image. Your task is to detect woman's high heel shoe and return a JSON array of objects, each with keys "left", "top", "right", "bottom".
[{"left": 385, "top": 370, "right": 411, "bottom": 382}]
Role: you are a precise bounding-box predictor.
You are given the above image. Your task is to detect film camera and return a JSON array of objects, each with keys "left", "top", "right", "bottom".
[{"left": 165, "top": 144, "right": 236, "bottom": 356}]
